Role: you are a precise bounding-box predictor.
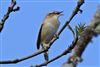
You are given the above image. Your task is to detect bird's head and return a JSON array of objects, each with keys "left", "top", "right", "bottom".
[{"left": 46, "top": 11, "right": 63, "bottom": 19}]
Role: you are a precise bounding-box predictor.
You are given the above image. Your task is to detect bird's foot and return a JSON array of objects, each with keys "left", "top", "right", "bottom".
[{"left": 54, "top": 34, "right": 59, "bottom": 39}]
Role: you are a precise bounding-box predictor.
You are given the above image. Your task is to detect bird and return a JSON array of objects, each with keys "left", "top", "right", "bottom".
[{"left": 37, "top": 11, "right": 63, "bottom": 61}]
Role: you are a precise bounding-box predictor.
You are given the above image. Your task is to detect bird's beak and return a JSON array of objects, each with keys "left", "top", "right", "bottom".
[{"left": 59, "top": 11, "right": 64, "bottom": 16}]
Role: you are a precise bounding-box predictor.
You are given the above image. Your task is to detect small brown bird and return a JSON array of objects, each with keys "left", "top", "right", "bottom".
[{"left": 37, "top": 11, "right": 63, "bottom": 61}]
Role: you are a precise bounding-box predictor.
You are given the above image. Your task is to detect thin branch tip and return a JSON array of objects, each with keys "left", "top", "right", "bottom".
[{"left": 0, "top": 0, "right": 19, "bottom": 32}]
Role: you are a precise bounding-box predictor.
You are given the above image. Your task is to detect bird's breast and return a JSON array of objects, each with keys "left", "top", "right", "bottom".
[{"left": 41, "top": 21, "right": 60, "bottom": 44}]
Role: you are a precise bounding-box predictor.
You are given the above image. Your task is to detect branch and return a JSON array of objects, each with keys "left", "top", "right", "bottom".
[
  {"left": 31, "top": 36, "right": 78, "bottom": 67},
  {"left": 0, "top": 0, "right": 84, "bottom": 64},
  {"left": 0, "top": 0, "right": 20, "bottom": 32},
  {"left": 0, "top": 49, "right": 47, "bottom": 64},
  {"left": 57, "top": 0, "right": 84, "bottom": 36},
  {"left": 62, "top": 5, "right": 100, "bottom": 67}
]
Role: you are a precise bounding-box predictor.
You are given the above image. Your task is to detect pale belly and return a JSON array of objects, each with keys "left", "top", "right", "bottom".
[{"left": 41, "top": 22, "right": 59, "bottom": 44}]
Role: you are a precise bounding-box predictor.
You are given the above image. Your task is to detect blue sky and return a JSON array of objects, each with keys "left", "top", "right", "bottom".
[{"left": 0, "top": 0, "right": 100, "bottom": 67}]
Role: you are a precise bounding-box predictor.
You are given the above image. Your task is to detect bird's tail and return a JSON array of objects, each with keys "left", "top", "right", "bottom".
[{"left": 44, "top": 51, "right": 49, "bottom": 62}]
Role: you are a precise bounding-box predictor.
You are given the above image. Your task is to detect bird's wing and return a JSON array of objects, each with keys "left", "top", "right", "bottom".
[{"left": 37, "top": 23, "right": 43, "bottom": 49}]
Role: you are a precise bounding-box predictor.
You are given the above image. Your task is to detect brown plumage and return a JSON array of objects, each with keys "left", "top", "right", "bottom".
[{"left": 37, "top": 11, "right": 63, "bottom": 61}]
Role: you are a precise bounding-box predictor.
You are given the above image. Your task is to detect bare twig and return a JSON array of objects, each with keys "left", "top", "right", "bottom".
[
  {"left": 0, "top": 49, "right": 48, "bottom": 64},
  {"left": 31, "top": 36, "right": 78, "bottom": 67},
  {"left": 62, "top": 5, "right": 100, "bottom": 67},
  {"left": 58, "top": 0, "right": 84, "bottom": 36},
  {"left": 0, "top": 0, "right": 20, "bottom": 32},
  {"left": 68, "top": 25, "right": 75, "bottom": 38},
  {"left": 0, "top": 0, "right": 84, "bottom": 65}
]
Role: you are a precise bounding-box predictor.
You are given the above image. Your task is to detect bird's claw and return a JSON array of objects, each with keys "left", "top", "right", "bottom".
[{"left": 54, "top": 34, "right": 59, "bottom": 39}]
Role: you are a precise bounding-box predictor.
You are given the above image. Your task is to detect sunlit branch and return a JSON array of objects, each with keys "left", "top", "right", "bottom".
[
  {"left": 62, "top": 5, "right": 100, "bottom": 67},
  {"left": 0, "top": 0, "right": 19, "bottom": 32}
]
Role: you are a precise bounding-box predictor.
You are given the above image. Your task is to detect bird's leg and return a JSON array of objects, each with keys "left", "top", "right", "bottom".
[
  {"left": 54, "top": 33, "right": 59, "bottom": 39},
  {"left": 41, "top": 43, "right": 49, "bottom": 51},
  {"left": 45, "top": 45, "right": 50, "bottom": 50}
]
